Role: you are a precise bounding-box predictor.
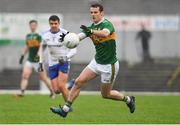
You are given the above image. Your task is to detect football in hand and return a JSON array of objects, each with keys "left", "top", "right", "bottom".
[{"left": 63, "top": 33, "right": 80, "bottom": 49}]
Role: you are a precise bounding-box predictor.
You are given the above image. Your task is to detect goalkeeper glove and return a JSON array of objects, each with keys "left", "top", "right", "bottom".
[
  {"left": 19, "top": 55, "right": 24, "bottom": 64},
  {"left": 38, "top": 63, "right": 44, "bottom": 72},
  {"left": 59, "top": 32, "right": 69, "bottom": 42},
  {"left": 80, "top": 25, "right": 93, "bottom": 35}
]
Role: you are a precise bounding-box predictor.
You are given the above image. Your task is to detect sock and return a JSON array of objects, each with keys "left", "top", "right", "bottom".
[
  {"left": 66, "top": 101, "right": 72, "bottom": 107},
  {"left": 62, "top": 101, "right": 72, "bottom": 112},
  {"left": 123, "top": 96, "right": 131, "bottom": 104}
]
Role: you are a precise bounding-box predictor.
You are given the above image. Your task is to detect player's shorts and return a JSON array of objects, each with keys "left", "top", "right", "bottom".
[
  {"left": 48, "top": 62, "right": 70, "bottom": 80},
  {"left": 24, "top": 61, "right": 39, "bottom": 72},
  {"left": 87, "top": 59, "right": 119, "bottom": 84}
]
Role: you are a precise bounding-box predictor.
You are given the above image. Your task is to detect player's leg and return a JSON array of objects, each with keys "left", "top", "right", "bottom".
[
  {"left": 68, "top": 67, "right": 97, "bottom": 102},
  {"left": 100, "top": 61, "right": 124, "bottom": 100},
  {"left": 100, "top": 83, "right": 125, "bottom": 100},
  {"left": 50, "top": 74, "right": 70, "bottom": 95},
  {"left": 67, "top": 59, "right": 98, "bottom": 103},
  {"left": 48, "top": 65, "right": 60, "bottom": 94},
  {"left": 51, "top": 78, "right": 60, "bottom": 94},
  {"left": 101, "top": 84, "right": 135, "bottom": 113},
  {"left": 38, "top": 70, "right": 55, "bottom": 97},
  {"left": 19, "top": 61, "right": 32, "bottom": 96},
  {"left": 55, "top": 62, "right": 71, "bottom": 101},
  {"left": 57, "top": 71, "right": 69, "bottom": 101},
  {"left": 32, "top": 62, "right": 54, "bottom": 97},
  {"left": 50, "top": 59, "right": 98, "bottom": 117},
  {"left": 50, "top": 67, "right": 97, "bottom": 117},
  {"left": 100, "top": 61, "right": 135, "bottom": 113}
]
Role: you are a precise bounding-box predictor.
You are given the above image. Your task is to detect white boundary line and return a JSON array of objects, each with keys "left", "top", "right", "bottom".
[{"left": 0, "top": 90, "right": 180, "bottom": 96}]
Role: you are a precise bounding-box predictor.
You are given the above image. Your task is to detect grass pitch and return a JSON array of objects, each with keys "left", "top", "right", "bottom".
[{"left": 0, "top": 94, "right": 180, "bottom": 124}]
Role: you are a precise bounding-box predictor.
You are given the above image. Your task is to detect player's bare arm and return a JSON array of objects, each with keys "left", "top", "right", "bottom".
[
  {"left": 80, "top": 25, "right": 110, "bottom": 38},
  {"left": 91, "top": 28, "right": 110, "bottom": 37},
  {"left": 22, "top": 45, "right": 29, "bottom": 55},
  {"left": 38, "top": 42, "right": 43, "bottom": 63}
]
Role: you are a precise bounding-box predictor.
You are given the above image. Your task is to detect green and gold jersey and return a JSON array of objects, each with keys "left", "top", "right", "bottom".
[
  {"left": 84, "top": 19, "right": 117, "bottom": 64},
  {"left": 26, "top": 33, "right": 41, "bottom": 62}
]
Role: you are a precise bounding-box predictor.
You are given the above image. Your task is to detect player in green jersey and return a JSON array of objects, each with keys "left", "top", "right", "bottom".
[
  {"left": 17, "top": 20, "right": 54, "bottom": 98},
  {"left": 50, "top": 3, "right": 135, "bottom": 117}
]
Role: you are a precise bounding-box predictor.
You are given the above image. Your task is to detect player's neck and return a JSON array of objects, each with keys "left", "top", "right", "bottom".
[
  {"left": 50, "top": 28, "right": 60, "bottom": 34},
  {"left": 94, "top": 17, "right": 105, "bottom": 25},
  {"left": 31, "top": 31, "right": 36, "bottom": 33}
]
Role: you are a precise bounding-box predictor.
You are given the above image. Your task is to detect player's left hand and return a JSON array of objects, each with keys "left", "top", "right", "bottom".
[
  {"left": 59, "top": 56, "right": 68, "bottom": 64},
  {"left": 59, "top": 32, "right": 69, "bottom": 42},
  {"left": 80, "top": 25, "right": 93, "bottom": 34}
]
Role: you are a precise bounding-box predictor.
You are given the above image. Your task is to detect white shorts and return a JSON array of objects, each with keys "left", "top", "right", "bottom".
[
  {"left": 24, "top": 61, "right": 39, "bottom": 72},
  {"left": 87, "top": 59, "right": 119, "bottom": 83}
]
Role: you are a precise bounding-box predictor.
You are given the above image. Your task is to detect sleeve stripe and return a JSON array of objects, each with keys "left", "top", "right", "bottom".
[{"left": 103, "top": 28, "right": 110, "bottom": 34}]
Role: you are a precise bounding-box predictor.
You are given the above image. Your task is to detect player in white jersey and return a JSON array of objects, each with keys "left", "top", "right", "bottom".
[{"left": 38, "top": 15, "right": 77, "bottom": 101}]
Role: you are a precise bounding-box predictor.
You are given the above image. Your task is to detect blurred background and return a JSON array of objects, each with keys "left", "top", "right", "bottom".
[{"left": 0, "top": 0, "right": 180, "bottom": 93}]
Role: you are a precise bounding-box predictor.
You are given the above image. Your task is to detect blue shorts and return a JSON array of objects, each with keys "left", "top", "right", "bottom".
[{"left": 48, "top": 62, "right": 70, "bottom": 80}]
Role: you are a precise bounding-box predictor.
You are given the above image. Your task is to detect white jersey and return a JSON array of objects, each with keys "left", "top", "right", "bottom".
[{"left": 41, "top": 28, "right": 77, "bottom": 66}]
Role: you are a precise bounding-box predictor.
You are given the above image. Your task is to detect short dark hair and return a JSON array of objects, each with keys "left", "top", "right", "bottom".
[
  {"left": 49, "top": 15, "right": 60, "bottom": 22},
  {"left": 90, "top": 3, "right": 104, "bottom": 12},
  {"left": 29, "top": 20, "right": 37, "bottom": 24}
]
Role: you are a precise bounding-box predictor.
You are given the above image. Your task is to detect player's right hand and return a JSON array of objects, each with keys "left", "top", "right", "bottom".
[
  {"left": 80, "top": 25, "right": 93, "bottom": 34},
  {"left": 19, "top": 55, "right": 24, "bottom": 64},
  {"left": 38, "top": 63, "right": 44, "bottom": 72}
]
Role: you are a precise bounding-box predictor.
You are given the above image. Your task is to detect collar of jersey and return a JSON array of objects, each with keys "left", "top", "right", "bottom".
[
  {"left": 94, "top": 18, "right": 105, "bottom": 25},
  {"left": 50, "top": 28, "right": 60, "bottom": 34},
  {"left": 31, "top": 32, "right": 37, "bottom": 34}
]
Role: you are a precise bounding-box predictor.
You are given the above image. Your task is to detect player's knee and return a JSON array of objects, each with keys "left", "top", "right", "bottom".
[
  {"left": 22, "top": 74, "right": 29, "bottom": 80},
  {"left": 58, "top": 83, "right": 66, "bottom": 90},
  {"left": 74, "top": 78, "right": 84, "bottom": 88},
  {"left": 52, "top": 87, "right": 61, "bottom": 94},
  {"left": 39, "top": 75, "right": 46, "bottom": 81}
]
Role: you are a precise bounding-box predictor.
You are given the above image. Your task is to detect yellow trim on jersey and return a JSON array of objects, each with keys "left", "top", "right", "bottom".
[
  {"left": 27, "top": 40, "right": 40, "bottom": 47},
  {"left": 90, "top": 32, "right": 116, "bottom": 44},
  {"left": 111, "top": 64, "right": 115, "bottom": 84}
]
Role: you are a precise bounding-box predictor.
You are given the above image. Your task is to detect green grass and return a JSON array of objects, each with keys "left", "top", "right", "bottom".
[{"left": 0, "top": 94, "right": 180, "bottom": 124}]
